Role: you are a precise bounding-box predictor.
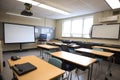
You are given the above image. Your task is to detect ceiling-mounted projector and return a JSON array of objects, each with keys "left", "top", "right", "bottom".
[{"left": 21, "top": 3, "right": 33, "bottom": 16}]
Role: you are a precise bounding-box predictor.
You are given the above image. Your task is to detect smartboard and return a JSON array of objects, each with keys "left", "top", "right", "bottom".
[
  {"left": 4, "top": 23, "right": 35, "bottom": 43},
  {"left": 91, "top": 24, "right": 120, "bottom": 39}
]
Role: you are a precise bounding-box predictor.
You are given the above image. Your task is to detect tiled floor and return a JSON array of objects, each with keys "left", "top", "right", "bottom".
[{"left": 1, "top": 49, "right": 120, "bottom": 80}]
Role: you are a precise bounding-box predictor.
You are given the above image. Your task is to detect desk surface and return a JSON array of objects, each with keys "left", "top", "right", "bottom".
[
  {"left": 8, "top": 55, "right": 64, "bottom": 80},
  {"left": 75, "top": 48, "right": 114, "bottom": 58},
  {"left": 92, "top": 46, "right": 120, "bottom": 52},
  {"left": 37, "top": 44, "right": 59, "bottom": 50},
  {"left": 51, "top": 51, "right": 96, "bottom": 67}
]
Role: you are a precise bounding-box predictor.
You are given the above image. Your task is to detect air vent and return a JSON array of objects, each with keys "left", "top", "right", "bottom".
[
  {"left": 113, "top": 10, "right": 120, "bottom": 15},
  {"left": 99, "top": 16, "right": 118, "bottom": 23}
]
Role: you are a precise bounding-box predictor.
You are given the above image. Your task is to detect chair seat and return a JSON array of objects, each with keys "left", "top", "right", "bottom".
[
  {"left": 96, "top": 58, "right": 103, "bottom": 62},
  {"left": 68, "top": 48, "right": 74, "bottom": 53}
]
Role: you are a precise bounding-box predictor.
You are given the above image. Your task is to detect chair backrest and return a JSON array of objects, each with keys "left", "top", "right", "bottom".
[
  {"left": 48, "top": 57, "right": 62, "bottom": 68},
  {"left": 93, "top": 48, "right": 103, "bottom": 51},
  {"left": 48, "top": 57, "right": 62, "bottom": 80},
  {"left": 93, "top": 48, "right": 104, "bottom": 62},
  {"left": 60, "top": 45, "right": 69, "bottom": 52},
  {"left": 44, "top": 51, "right": 51, "bottom": 55}
]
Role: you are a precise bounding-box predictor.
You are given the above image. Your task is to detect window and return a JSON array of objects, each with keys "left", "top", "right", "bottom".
[
  {"left": 62, "top": 16, "right": 93, "bottom": 38},
  {"left": 62, "top": 20, "right": 71, "bottom": 37},
  {"left": 71, "top": 19, "right": 83, "bottom": 37},
  {"left": 83, "top": 16, "right": 93, "bottom": 38}
]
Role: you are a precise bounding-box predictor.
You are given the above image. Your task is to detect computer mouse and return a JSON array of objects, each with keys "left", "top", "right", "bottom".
[{"left": 11, "top": 56, "right": 20, "bottom": 61}]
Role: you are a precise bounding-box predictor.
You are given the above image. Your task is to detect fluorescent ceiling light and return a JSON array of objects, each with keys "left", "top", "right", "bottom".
[
  {"left": 17, "top": 0, "right": 70, "bottom": 15},
  {"left": 105, "top": 0, "right": 120, "bottom": 9},
  {"left": 38, "top": 4, "right": 70, "bottom": 15},
  {"left": 6, "top": 12, "right": 41, "bottom": 20},
  {"left": 17, "top": 0, "right": 40, "bottom": 6}
]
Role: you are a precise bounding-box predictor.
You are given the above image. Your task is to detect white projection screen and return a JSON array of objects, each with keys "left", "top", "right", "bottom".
[
  {"left": 4, "top": 23, "right": 35, "bottom": 43},
  {"left": 91, "top": 24, "right": 120, "bottom": 39}
]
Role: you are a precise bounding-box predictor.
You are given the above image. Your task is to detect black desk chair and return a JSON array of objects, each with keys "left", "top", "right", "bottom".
[
  {"left": 59, "top": 45, "right": 69, "bottom": 52},
  {"left": 59, "top": 45, "right": 74, "bottom": 53},
  {"left": 38, "top": 34, "right": 47, "bottom": 44}
]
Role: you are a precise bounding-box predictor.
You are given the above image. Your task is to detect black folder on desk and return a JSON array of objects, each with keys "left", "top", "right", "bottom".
[{"left": 12, "top": 62, "right": 37, "bottom": 76}]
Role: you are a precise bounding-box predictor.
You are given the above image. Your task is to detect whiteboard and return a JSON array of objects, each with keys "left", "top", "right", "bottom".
[
  {"left": 4, "top": 23, "right": 35, "bottom": 43},
  {"left": 91, "top": 24, "right": 120, "bottom": 39}
]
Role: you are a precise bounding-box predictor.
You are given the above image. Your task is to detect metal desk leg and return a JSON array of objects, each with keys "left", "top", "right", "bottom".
[
  {"left": 90, "top": 64, "right": 93, "bottom": 80},
  {"left": 75, "top": 68, "right": 80, "bottom": 80},
  {"left": 40, "top": 49, "right": 44, "bottom": 59},
  {"left": 88, "top": 64, "right": 93, "bottom": 80},
  {"left": 88, "top": 67, "right": 90, "bottom": 80},
  {"left": 12, "top": 73, "right": 18, "bottom": 80},
  {"left": 105, "top": 57, "right": 113, "bottom": 80},
  {"left": 40, "top": 49, "right": 42, "bottom": 58}
]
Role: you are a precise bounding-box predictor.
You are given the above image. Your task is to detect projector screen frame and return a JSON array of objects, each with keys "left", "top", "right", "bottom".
[
  {"left": 91, "top": 23, "right": 120, "bottom": 40},
  {"left": 3, "top": 22, "right": 35, "bottom": 44}
]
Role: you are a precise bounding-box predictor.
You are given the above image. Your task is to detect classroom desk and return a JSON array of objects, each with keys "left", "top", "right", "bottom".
[
  {"left": 51, "top": 51, "right": 96, "bottom": 80},
  {"left": 47, "top": 42, "right": 67, "bottom": 46},
  {"left": 47, "top": 42, "right": 80, "bottom": 49},
  {"left": 92, "top": 46, "right": 120, "bottom": 52},
  {"left": 67, "top": 44, "right": 80, "bottom": 48},
  {"left": 75, "top": 48, "right": 114, "bottom": 80},
  {"left": 75, "top": 48, "right": 114, "bottom": 58},
  {"left": 8, "top": 55, "right": 65, "bottom": 80},
  {"left": 37, "top": 44, "right": 59, "bottom": 58},
  {"left": 92, "top": 46, "right": 120, "bottom": 64}
]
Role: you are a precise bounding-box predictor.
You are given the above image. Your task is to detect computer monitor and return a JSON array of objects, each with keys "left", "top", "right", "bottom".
[{"left": 39, "top": 34, "right": 47, "bottom": 41}]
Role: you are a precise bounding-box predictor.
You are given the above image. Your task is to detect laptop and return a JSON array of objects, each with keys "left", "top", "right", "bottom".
[{"left": 12, "top": 62, "right": 37, "bottom": 76}]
